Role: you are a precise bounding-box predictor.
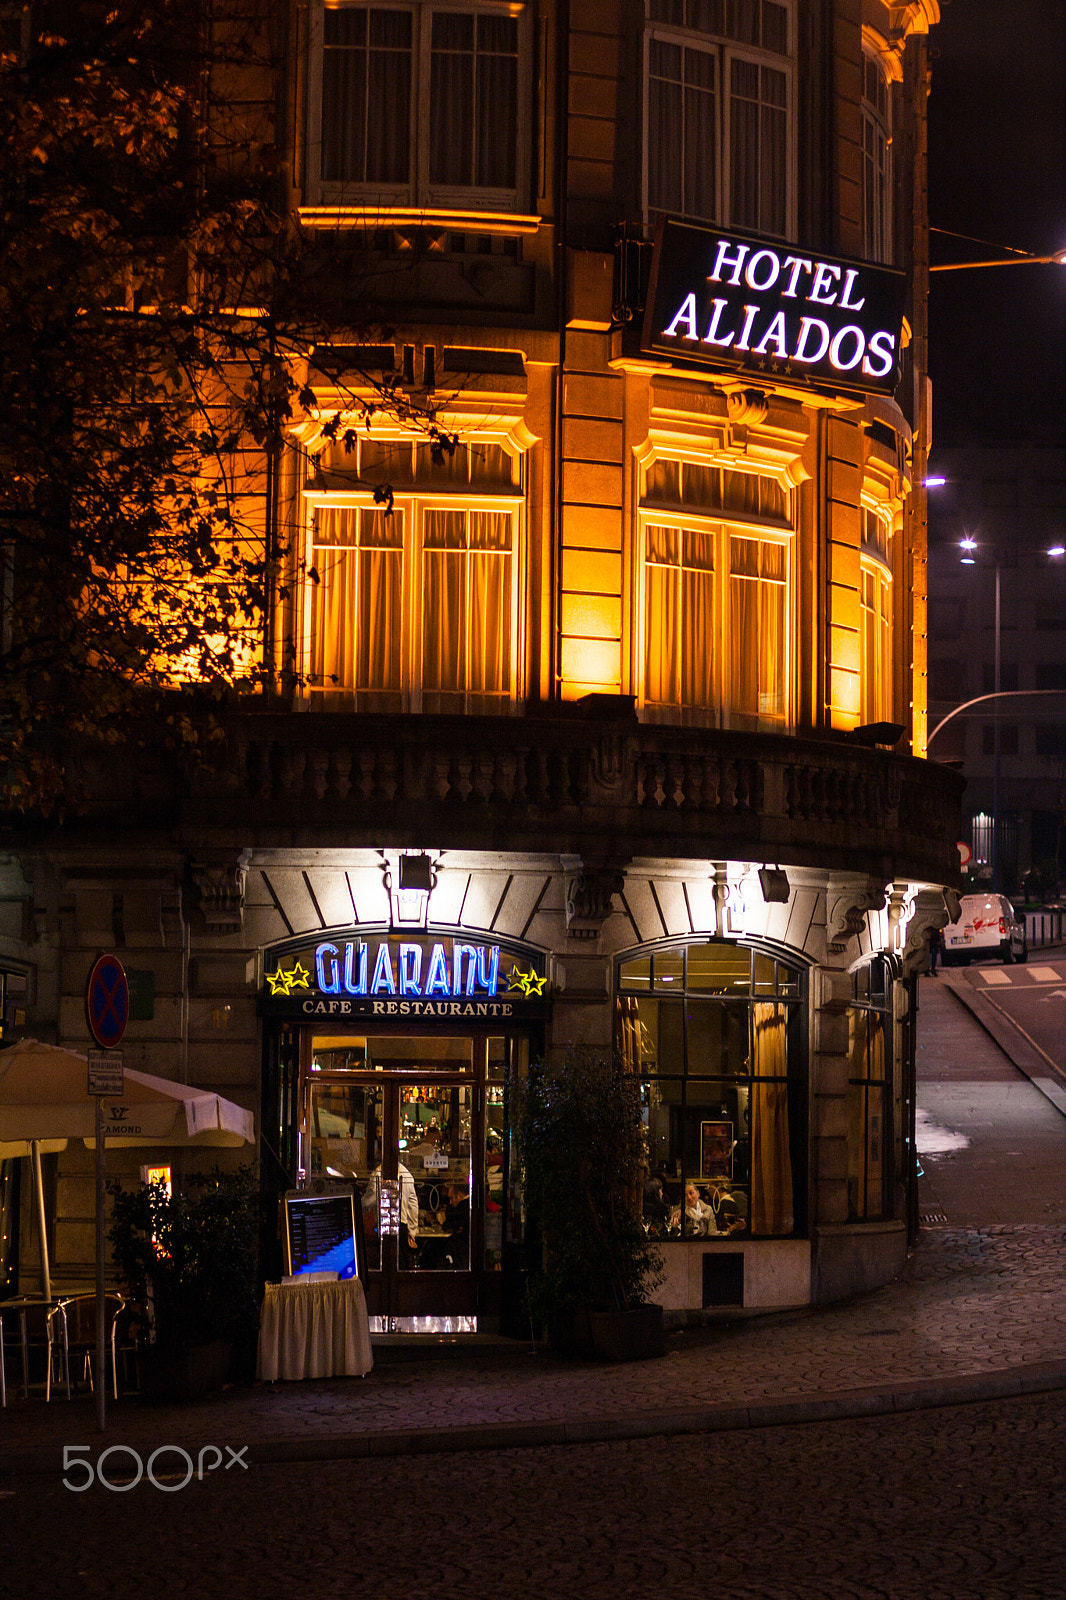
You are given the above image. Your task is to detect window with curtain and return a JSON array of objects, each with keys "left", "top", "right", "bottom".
[
  {"left": 616, "top": 940, "right": 804, "bottom": 1242},
  {"left": 309, "top": 507, "right": 404, "bottom": 707},
  {"left": 640, "top": 459, "right": 791, "bottom": 728},
  {"left": 847, "top": 959, "right": 893, "bottom": 1222},
  {"left": 644, "top": 524, "right": 716, "bottom": 718},
  {"left": 313, "top": 2, "right": 525, "bottom": 207},
  {"left": 305, "top": 435, "right": 520, "bottom": 711},
  {"left": 862, "top": 50, "right": 892, "bottom": 264},
  {"left": 645, "top": 0, "right": 793, "bottom": 234},
  {"left": 729, "top": 534, "right": 786, "bottom": 726},
  {"left": 861, "top": 561, "right": 892, "bottom": 725}
]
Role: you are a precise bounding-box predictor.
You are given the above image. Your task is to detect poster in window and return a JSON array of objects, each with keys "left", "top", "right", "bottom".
[{"left": 700, "top": 1120, "right": 734, "bottom": 1181}]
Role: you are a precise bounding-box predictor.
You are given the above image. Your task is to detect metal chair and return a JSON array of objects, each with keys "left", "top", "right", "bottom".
[
  {"left": 0, "top": 1298, "right": 67, "bottom": 1399},
  {"left": 52, "top": 1294, "right": 128, "bottom": 1400}
]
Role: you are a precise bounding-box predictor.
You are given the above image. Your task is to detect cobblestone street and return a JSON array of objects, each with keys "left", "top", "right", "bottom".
[{"left": 5, "top": 1390, "right": 1066, "bottom": 1600}]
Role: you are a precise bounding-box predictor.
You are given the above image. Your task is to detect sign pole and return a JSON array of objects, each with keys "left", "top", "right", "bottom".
[
  {"left": 86, "top": 951, "right": 129, "bottom": 1435},
  {"left": 95, "top": 1095, "right": 106, "bottom": 1433}
]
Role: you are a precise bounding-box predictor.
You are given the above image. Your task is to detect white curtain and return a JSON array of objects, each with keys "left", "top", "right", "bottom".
[
  {"left": 422, "top": 509, "right": 511, "bottom": 708},
  {"left": 645, "top": 525, "right": 680, "bottom": 707},
  {"left": 729, "top": 57, "right": 787, "bottom": 234},
  {"left": 430, "top": 12, "right": 517, "bottom": 189},
  {"left": 750, "top": 1002, "right": 793, "bottom": 1236},
  {"left": 310, "top": 508, "right": 401, "bottom": 696},
  {"left": 648, "top": 38, "right": 717, "bottom": 219},
  {"left": 322, "top": 8, "right": 412, "bottom": 186},
  {"left": 729, "top": 537, "right": 785, "bottom": 724}
]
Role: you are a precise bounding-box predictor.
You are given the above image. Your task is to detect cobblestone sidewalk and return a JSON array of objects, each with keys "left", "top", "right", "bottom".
[{"left": 3, "top": 1223, "right": 1066, "bottom": 1471}]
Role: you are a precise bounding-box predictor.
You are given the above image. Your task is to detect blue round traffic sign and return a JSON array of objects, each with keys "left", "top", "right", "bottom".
[{"left": 86, "top": 954, "right": 129, "bottom": 1049}]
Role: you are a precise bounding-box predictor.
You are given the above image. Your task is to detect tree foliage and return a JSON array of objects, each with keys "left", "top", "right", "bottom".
[
  {"left": 0, "top": 0, "right": 292, "bottom": 808},
  {"left": 0, "top": 0, "right": 453, "bottom": 812}
]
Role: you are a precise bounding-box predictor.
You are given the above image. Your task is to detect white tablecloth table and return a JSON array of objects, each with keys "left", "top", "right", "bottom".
[{"left": 257, "top": 1279, "right": 373, "bottom": 1381}]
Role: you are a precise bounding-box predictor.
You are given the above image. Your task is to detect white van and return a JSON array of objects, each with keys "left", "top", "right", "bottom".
[{"left": 942, "top": 893, "right": 1028, "bottom": 965}]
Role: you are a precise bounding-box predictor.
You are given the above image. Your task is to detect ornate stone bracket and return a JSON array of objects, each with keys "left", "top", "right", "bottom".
[
  {"left": 190, "top": 859, "right": 247, "bottom": 935},
  {"left": 564, "top": 862, "right": 626, "bottom": 940},
  {"left": 726, "top": 389, "right": 770, "bottom": 429},
  {"left": 900, "top": 886, "right": 960, "bottom": 976},
  {"left": 826, "top": 880, "right": 887, "bottom": 956}
]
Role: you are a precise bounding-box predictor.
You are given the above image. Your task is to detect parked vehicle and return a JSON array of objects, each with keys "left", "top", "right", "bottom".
[{"left": 942, "top": 893, "right": 1028, "bottom": 965}]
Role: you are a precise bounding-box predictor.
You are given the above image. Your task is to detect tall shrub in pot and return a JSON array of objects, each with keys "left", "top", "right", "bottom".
[
  {"left": 108, "top": 1165, "right": 259, "bottom": 1397},
  {"left": 512, "top": 1047, "right": 663, "bottom": 1358}
]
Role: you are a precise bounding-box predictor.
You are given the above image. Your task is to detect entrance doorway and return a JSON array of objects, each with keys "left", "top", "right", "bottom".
[{"left": 303, "top": 1032, "right": 517, "bottom": 1329}]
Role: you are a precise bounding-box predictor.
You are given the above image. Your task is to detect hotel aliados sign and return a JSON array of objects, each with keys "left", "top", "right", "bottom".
[
  {"left": 643, "top": 220, "right": 906, "bottom": 397},
  {"left": 262, "top": 931, "right": 550, "bottom": 1021}
]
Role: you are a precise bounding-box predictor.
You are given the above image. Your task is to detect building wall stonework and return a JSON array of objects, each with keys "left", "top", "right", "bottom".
[{"left": 3, "top": 1, "right": 957, "bottom": 1321}]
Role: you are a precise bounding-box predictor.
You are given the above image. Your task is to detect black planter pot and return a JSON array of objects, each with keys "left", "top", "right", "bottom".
[
  {"left": 586, "top": 1303, "right": 666, "bottom": 1363},
  {"left": 139, "top": 1339, "right": 232, "bottom": 1403}
]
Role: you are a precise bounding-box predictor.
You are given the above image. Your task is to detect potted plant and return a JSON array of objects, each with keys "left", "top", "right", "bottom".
[
  {"left": 108, "top": 1164, "right": 259, "bottom": 1400},
  {"left": 512, "top": 1046, "right": 664, "bottom": 1361}
]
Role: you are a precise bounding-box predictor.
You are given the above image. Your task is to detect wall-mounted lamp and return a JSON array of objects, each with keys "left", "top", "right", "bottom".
[
  {"left": 758, "top": 868, "right": 791, "bottom": 904},
  {"left": 383, "top": 852, "right": 437, "bottom": 927}
]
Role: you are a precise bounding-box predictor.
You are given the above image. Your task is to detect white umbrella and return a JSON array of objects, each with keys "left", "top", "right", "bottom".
[
  {"left": 0, "top": 1038, "right": 256, "bottom": 1420},
  {"left": 0, "top": 1039, "right": 254, "bottom": 1149}
]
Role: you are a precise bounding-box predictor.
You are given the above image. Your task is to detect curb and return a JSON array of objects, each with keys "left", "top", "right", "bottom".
[{"left": 5, "top": 1360, "right": 1066, "bottom": 1477}]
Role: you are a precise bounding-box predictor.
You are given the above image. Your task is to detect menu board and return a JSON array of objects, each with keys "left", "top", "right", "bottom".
[{"left": 284, "top": 1190, "right": 359, "bottom": 1280}]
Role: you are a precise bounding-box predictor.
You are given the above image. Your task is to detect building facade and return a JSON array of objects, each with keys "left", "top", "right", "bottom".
[{"left": 3, "top": 0, "right": 962, "bottom": 1326}]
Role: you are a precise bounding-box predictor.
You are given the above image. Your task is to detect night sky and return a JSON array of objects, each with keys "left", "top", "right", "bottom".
[{"left": 927, "top": 0, "right": 1066, "bottom": 446}]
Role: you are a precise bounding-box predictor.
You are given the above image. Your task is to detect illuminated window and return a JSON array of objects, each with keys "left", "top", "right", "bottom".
[
  {"left": 847, "top": 959, "right": 892, "bottom": 1222},
  {"left": 645, "top": 0, "right": 794, "bottom": 235},
  {"left": 862, "top": 49, "right": 892, "bottom": 264},
  {"left": 641, "top": 458, "right": 791, "bottom": 728},
  {"left": 304, "top": 433, "right": 522, "bottom": 712},
  {"left": 308, "top": 2, "right": 529, "bottom": 209},
  {"left": 860, "top": 505, "right": 892, "bottom": 725},
  {"left": 616, "top": 941, "right": 805, "bottom": 1242}
]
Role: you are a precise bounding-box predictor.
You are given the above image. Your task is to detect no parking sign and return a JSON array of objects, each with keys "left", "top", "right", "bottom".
[{"left": 86, "top": 953, "right": 129, "bottom": 1050}]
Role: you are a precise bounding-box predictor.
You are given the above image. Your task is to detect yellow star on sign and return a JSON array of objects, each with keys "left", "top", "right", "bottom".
[
  {"left": 266, "top": 968, "right": 292, "bottom": 996},
  {"left": 287, "top": 961, "right": 311, "bottom": 991},
  {"left": 507, "top": 964, "right": 529, "bottom": 992},
  {"left": 522, "top": 970, "right": 547, "bottom": 997}
]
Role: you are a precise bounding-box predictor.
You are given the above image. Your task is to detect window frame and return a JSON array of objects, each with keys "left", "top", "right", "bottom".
[
  {"left": 846, "top": 957, "right": 893, "bottom": 1223},
  {"left": 859, "top": 501, "right": 894, "bottom": 727},
  {"left": 642, "top": 0, "right": 796, "bottom": 237},
  {"left": 616, "top": 938, "right": 807, "bottom": 1243},
  {"left": 301, "top": 429, "right": 526, "bottom": 713},
  {"left": 636, "top": 455, "right": 795, "bottom": 730},
  {"left": 305, "top": 0, "right": 533, "bottom": 212},
  {"left": 861, "top": 46, "right": 893, "bottom": 265}
]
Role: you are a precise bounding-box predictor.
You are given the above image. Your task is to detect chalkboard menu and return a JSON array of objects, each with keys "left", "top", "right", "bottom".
[{"left": 284, "top": 1190, "right": 359, "bottom": 1280}]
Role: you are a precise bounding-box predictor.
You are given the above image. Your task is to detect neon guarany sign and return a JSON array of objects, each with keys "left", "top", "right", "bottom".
[{"left": 265, "top": 937, "right": 547, "bottom": 1002}]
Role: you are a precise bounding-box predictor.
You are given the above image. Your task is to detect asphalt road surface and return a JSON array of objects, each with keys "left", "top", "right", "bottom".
[
  {"left": 950, "top": 953, "right": 1066, "bottom": 1079},
  {"left": 4, "top": 1391, "right": 1065, "bottom": 1600},
  {"left": 916, "top": 974, "right": 1066, "bottom": 1226}
]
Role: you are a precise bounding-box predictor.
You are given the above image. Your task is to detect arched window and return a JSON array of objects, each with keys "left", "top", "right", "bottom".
[{"left": 616, "top": 940, "right": 805, "bottom": 1240}]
